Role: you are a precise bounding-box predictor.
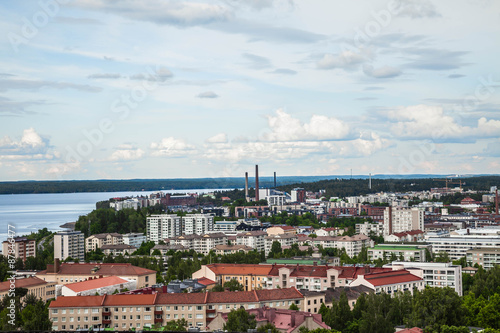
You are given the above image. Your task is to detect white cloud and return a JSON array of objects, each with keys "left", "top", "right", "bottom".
[
  {"left": 109, "top": 148, "right": 145, "bottom": 161},
  {"left": 317, "top": 50, "right": 367, "bottom": 70},
  {"left": 363, "top": 65, "right": 402, "bottom": 78},
  {"left": 206, "top": 133, "right": 228, "bottom": 143},
  {"left": 0, "top": 128, "right": 48, "bottom": 155},
  {"left": 150, "top": 137, "right": 197, "bottom": 157},
  {"left": 262, "top": 109, "right": 351, "bottom": 141},
  {"left": 197, "top": 91, "right": 219, "bottom": 98}
]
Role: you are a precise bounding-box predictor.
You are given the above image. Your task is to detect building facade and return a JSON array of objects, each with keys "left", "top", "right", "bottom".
[
  {"left": 54, "top": 231, "right": 85, "bottom": 262},
  {"left": 122, "top": 233, "right": 146, "bottom": 248},
  {"left": 85, "top": 233, "right": 123, "bottom": 252},
  {"left": 1, "top": 236, "right": 36, "bottom": 261},
  {"left": 368, "top": 244, "right": 427, "bottom": 262},
  {"left": 427, "top": 236, "right": 500, "bottom": 260},
  {"left": 383, "top": 207, "right": 424, "bottom": 235},
  {"left": 466, "top": 247, "right": 500, "bottom": 270}
]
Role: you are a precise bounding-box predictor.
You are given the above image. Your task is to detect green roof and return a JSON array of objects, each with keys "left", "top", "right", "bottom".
[{"left": 371, "top": 245, "right": 422, "bottom": 251}]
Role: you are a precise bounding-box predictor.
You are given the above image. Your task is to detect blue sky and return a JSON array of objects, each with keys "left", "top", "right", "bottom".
[{"left": 1, "top": 0, "right": 499, "bottom": 181}]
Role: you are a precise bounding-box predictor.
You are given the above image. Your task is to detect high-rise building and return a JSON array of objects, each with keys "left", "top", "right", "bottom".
[
  {"left": 54, "top": 231, "right": 85, "bottom": 262},
  {"left": 146, "top": 214, "right": 182, "bottom": 243},
  {"left": 291, "top": 188, "right": 306, "bottom": 203},
  {"left": 183, "top": 214, "right": 214, "bottom": 235},
  {"left": 383, "top": 207, "right": 424, "bottom": 235},
  {"left": 1, "top": 236, "right": 36, "bottom": 261}
]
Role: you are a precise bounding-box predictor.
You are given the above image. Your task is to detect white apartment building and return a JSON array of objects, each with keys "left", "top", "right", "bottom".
[
  {"left": 236, "top": 231, "right": 267, "bottom": 253},
  {"left": 213, "top": 220, "right": 238, "bottom": 233},
  {"left": 265, "top": 234, "right": 298, "bottom": 256},
  {"left": 85, "top": 233, "right": 123, "bottom": 252},
  {"left": 356, "top": 222, "right": 384, "bottom": 236},
  {"left": 183, "top": 214, "right": 214, "bottom": 235},
  {"left": 122, "top": 233, "right": 146, "bottom": 248},
  {"left": 54, "top": 231, "right": 85, "bottom": 262},
  {"left": 168, "top": 233, "right": 227, "bottom": 255},
  {"left": 310, "top": 235, "right": 373, "bottom": 257},
  {"left": 146, "top": 214, "right": 182, "bottom": 243},
  {"left": 427, "top": 235, "right": 500, "bottom": 260},
  {"left": 383, "top": 207, "right": 424, "bottom": 235},
  {"left": 467, "top": 247, "right": 500, "bottom": 270},
  {"left": 384, "top": 261, "right": 463, "bottom": 296}
]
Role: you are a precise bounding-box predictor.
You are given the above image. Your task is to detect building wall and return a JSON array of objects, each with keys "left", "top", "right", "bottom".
[
  {"left": 2, "top": 238, "right": 36, "bottom": 261},
  {"left": 54, "top": 231, "right": 85, "bottom": 261}
]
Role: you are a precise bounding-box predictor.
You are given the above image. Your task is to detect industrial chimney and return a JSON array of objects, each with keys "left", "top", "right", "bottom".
[
  {"left": 274, "top": 172, "right": 277, "bottom": 188},
  {"left": 245, "top": 172, "right": 249, "bottom": 202},
  {"left": 496, "top": 189, "right": 499, "bottom": 215},
  {"left": 255, "top": 165, "right": 259, "bottom": 201}
]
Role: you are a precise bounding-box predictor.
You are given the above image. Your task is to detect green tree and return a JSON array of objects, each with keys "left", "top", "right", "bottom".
[
  {"left": 477, "top": 293, "right": 500, "bottom": 329},
  {"left": 289, "top": 303, "right": 299, "bottom": 310},
  {"left": 257, "top": 323, "right": 280, "bottom": 333},
  {"left": 223, "top": 307, "right": 257, "bottom": 332},
  {"left": 164, "top": 318, "right": 188, "bottom": 331},
  {"left": 223, "top": 279, "right": 244, "bottom": 292},
  {"left": 269, "top": 241, "right": 282, "bottom": 258}
]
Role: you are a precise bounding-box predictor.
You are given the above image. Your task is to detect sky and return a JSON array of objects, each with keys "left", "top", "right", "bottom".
[{"left": 0, "top": 0, "right": 499, "bottom": 181}]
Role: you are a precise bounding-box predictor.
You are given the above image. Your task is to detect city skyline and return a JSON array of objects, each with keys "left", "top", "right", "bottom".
[{"left": 1, "top": 0, "right": 499, "bottom": 181}]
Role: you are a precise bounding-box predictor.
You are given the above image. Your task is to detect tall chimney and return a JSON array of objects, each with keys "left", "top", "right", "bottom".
[
  {"left": 274, "top": 172, "right": 277, "bottom": 188},
  {"left": 496, "top": 189, "right": 499, "bottom": 215},
  {"left": 369, "top": 173, "right": 372, "bottom": 190},
  {"left": 255, "top": 165, "right": 259, "bottom": 201},
  {"left": 245, "top": 172, "right": 249, "bottom": 202},
  {"left": 388, "top": 206, "right": 393, "bottom": 235}
]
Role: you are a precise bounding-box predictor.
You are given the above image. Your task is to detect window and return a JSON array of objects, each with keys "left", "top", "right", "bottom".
[
  {"left": 52, "top": 309, "right": 58, "bottom": 314},
  {"left": 92, "top": 317, "right": 99, "bottom": 321},
  {"left": 122, "top": 316, "right": 126, "bottom": 320},
  {"left": 69, "top": 309, "right": 74, "bottom": 314},
  {"left": 53, "top": 318, "right": 58, "bottom": 322},
  {"left": 197, "top": 306, "right": 202, "bottom": 311},
  {"left": 166, "top": 306, "right": 170, "bottom": 311},
  {"left": 174, "top": 306, "right": 178, "bottom": 311},
  {"left": 188, "top": 314, "right": 192, "bottom": 319},
  {"left": 136, "top": 315, "right": 141, "bottom": 320},
  {"left": 62, "top": 310, "right": 66, "bottom": 314},
  {"left": 92, "top": 309, "right": 99, "bottom": 313},
  {"left": 196, "top": 314, "right": 203, "bottom": 319},
  {"left": 136, "top": 307, "right": 141, "bottom": 312},
  {"left": 188, "top": 306, "right": 193, "bottom": 311},
  {"left": 182, "top": 306, "right": 185, "bottom": 311},
  {"left": 122, "top": 307, "right": 126, "bottom": 312},
  {"left": 115, "top": 308, "right": 119, "bottom": 311},
  {"left": 166, "top": 314, "right": 170, "bottom": 319},
  {"left": 130, "top": 315, "right": 133, "bottom": 320},
  {"left": 62, "top": 318, "right": 66, "bottom": 322},
  {"left": 174, "top": 314, "right": 178, "bottom": 319},
  {"left": 70, "top": 318, "right": 74, "bottom": 322},
  {"left": 84, "top": 317, "right": 88, "bottom": 321},
  {"left": 145, "top": 315, "right": 151, "bottom": 320}
]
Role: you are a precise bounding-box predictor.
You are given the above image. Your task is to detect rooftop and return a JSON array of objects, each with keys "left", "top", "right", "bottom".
[
  {"left": 0, "top": 276, "right": 48, "bottom": 292},
  {"left": 63, "top": 276, "right": 129, "bottom": 293}
]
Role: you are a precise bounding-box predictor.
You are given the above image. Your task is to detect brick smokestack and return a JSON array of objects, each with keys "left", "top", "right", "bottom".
[
  {"left": 245, "top": 172, "right": 249, "bottom": 202},
  {"left": 388, "top": 206, "right": 393, "bottom": 235},
  {"left": 496, "top": 189, "right": 499, "bottom": 215},
  {"left": 274, "top": 172, "right": 277, "bottom": 188},
  {"left": 255, "top": 165, "right": 259, "bottom": 201}
]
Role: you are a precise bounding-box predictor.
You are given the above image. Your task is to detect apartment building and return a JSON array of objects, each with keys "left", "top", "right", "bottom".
[
  {"left": 49, "top": 288, "right": 305, "bottom": 331},
  {"left": 193, "top": 264, "right": 271, "bottom": 291},
  {"left": 146, "top": 214, "right": 182, "bottom": 243},
  {"left": 356, "top": 222, "right": 384, "bottom": 237},
  {"left": 183, "top": 214, "right": 214, "bottom": 235},
  {"left": 235, "top": 231, "right": 267, "bottom": 253},
  {"left": 309, "top": 235, "right": 373, "bottom": 257},
  {"left": 101, "top": 244, "right": 137, "bottom": 256},
  {"left": 265, "top": 234, "right": 299, "bottom": 256},
  {"left": 383, "top": 261, "right": 463, "bottom": 296},
  {"left": 122, "top": 233, "right": 146, "bottom": 248},
  {"left": 466, "top": 247, "right": 500, "bottom": 270},
  {"left": 54, "top": 231, "right": 85, "bottom": 262},
  {"left": 85, "top": 233, "right": 123, "bottom": 252},
  {"left": 267, "top": 226, "right": 297, "bottom": 236},
  {"left": 368, "top": 244, "right": 427, "bottom": 262},
  {"left": 36, "top": 261, "right": 156, "bottom": 288},
  {"left": 316, "top": 227, "right": 346, "bottom": 237},
  {"left": 350, "top": 269, "right": 424, "bottom": 296},
  {"left": 213, "top": 244, "right": 253, "bottom": 255},
  {"left": 427, "top": 235, "right": 500, "bottom": 260},
  {"left": 1, "top": 236, "right": 36, "bottom": 261},
  {"left": 383, "top": 207, "right": 424, "bottom": 235},
  {"left": 0, "top": 276, "right": 55, "bottom": 302},
  {"left": 167, "top": 233, "right": 227, "bottom": 255}
]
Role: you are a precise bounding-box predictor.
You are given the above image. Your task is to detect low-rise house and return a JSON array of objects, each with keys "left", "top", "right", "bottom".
[
  {"left": 150, "top": 244, "right": 186, "bottom": 256},
  {"left": 267, "top": 226, "right": 297, "bottom": 236},
  {"left": 61, "top": 276, "right": 136, "bottom": 296},
  {"left": 214, "top": 244, "right": 253, "bottom": 255},
  {"left": 36, "top": 260, "right": 156, "bottom": 288},
  {"left": 0, "top": 276, "right": 55, "bottom": 302},
  {"left": 166, "top": 279, "right": 207, "bottom": 293},
  {"left": 101, "top": 244, "right": 137, "bottom": 256},
  {"left": 324, "top": 285, "right": 373, "bottom": 309},
  {"left": 168, "top": 233, "right": 227, "bottom": 255},
  {"left": 349, "top": 269, "right": 424, "bottom": 296},
  {"left": 85, "top": 233, "right": 123, "bottom": 252},
  {"left": 368, "top": 244, "right": 427, "bottom": 262},
  {"left": 384, "top": 230, "right": 425, "bottom": 242},
  {"left": 208, "top": 306, "right": 330, "bottom": 333}
]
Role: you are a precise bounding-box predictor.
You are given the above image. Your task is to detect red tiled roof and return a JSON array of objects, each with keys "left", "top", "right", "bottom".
[
  {"left": 0, "top": 276, "right": 47, "bottom": 292},
  {"left": 49, "top": 295, "right": 105, "bottom": 308},
  {"left": 362, "top": 270, "right": 422, "bottom": 287},
  {"left": 64, "top": 276, "right": 128, "bottom": 293},
  {"left": 196, "top": 277, "right": 216, "bottom": 286},
  {"left": 103, "top": 294, "right": 156, "bottom": 306},
  {"left": 406, "top": 230, "right": 424, "bottom": 235},
  {"left": 156, "top": 293, "right": 206, "bottom": 304},
  {"left": 206, "top": 290, "right": 259, "bottom": 303},
  {"left": 37, "top": 263, "right": 156, "bottom": 276},
  {"left": 255, "top": 287, "right": 303, "bottom": 301},
  {"left": 206, "top": 264, "right": 273, "bottom": 276},
  {"left": 398, "top": 327, "right": 423, "bottom": 333},
  {"left": 335, "top": 266, "right": 391, "bottom": 280}
]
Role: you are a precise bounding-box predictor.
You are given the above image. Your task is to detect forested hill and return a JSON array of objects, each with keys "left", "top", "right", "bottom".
[
  {"left": 0, "top": 174, "right": 498, "bottom": 194},
  {"left": 278, "top": 175, "right": 500, "bottom": 198}
]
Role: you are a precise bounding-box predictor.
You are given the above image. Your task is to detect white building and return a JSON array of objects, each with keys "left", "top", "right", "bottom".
[
  {"left": 265, "top": 234, "right": 298, "bottom": 256},
  {"left": 427, "top": 235, "right": 500, "bottom": 260},
  {"left": 54, "top": 231, "right": 85, "bottom": 262},
  {"left": 236, "top": 231, "right": 267, "bottom": 253},
  {"left": 383, "top": 207, "right": 424, "bottom": 235},
  {"left": 146, "top": 214, "right": 182, "bottom": 243},
  {"left": 183, "top": 214, "right": 214, "bottom": 235},
  {"left": 356, "top": 222, "right": 384, "bottom": 236},
  {"left": 350, "top": 269, "right": 424, "bottom": 296},
  {"left": 122, "top": 233, "right": 146, "bottom": 248},
  {"left": 213, "top": 220, "right": 238, "bottom": 233},
  {"left": 85, "top": 233, "right": 123, "bottom": 252},
  {"left": 383, "top": 261, "right": 463, "bottom": 296},
  {"left": 310, "top": 235, "right": 373, "bottom": 257},
  {"left": 168, "top": 233, "right": 227, "bottom": 255},
  {"left": 61, "top": 276, "right": 136, "bottom": 296}
]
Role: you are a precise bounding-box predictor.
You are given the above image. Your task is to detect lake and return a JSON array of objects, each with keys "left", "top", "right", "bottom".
[{"left": 0, "top": 189, "right": 223, "bottom": 243}]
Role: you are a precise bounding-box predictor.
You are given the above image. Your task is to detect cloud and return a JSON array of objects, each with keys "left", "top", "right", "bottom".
[
  {"left": 262, "top": 109, "right": 351, "bottom": 141},
  {"left": 0, "top": 96, "right": 48, "bottom": 116},
  {"left": 88, "top": 73, "right": 122, "bottom": 79},
  {"left": 316, "top": 50, "right": 367, "bottom": 70},
  {"left": 363, "top": 65, "right": 402, "bottom": 78},
  {"left": 197, "top": 91, "right": 219, "bottom": 98},
  {"left": 74, "top": 0, "right": 232, "bottom": 27},
  {"left": 206, "top": 133, "right": 228, "bottom": 143},
  {"left": 242, "top": 53, "right": 272, "bottom": 69},
  {"left": 150, "top": 137, "right": 197, "bottom": 157},
  {"left": 269, "top": 68, "right": 297, "bottom": 75},
  {"left": 403, "top": 48, "right": 469, "bottom": 71},
  {"left": 393, "top": 0, "right": 441, "bottom": 19},
  {"left": 448, "top": 74, "right": 465, "bottom": 79},
  {"left": 0, "top": 78, "right": 102, "bottom": 93},
  {"left": 386, "top": 104, "right": 500, "bottom": 141},
  {"left": 364, "top": 86, "right": 384, "bottom": 91},
  {"left": 130, "top": 67, "right": 173, "bottom": 82},
  {"left": 356, "top": 97, "right": 378, "bottom": 101},
  {"left": 109, "top": 148, "right": 145, "bottom": 161},
  {"left": 55, "top": 16, "right": 103, "bottom": 25},
  {"left": 0, "top": 128, "right": 57, "bottom": 162}
]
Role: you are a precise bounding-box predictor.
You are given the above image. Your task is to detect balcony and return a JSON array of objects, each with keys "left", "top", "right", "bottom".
[
  {"left": 154, "top": 310, "right": 163, "bottom": 315},
  {"left": 154, "top": 318, "right": 163, "bottom": 324},
  {"left": 102, "top": 311, "right": 111, "bottom": 316},
  {"left": 102, "top": 319, "right": 111, "bottom": 325}
]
